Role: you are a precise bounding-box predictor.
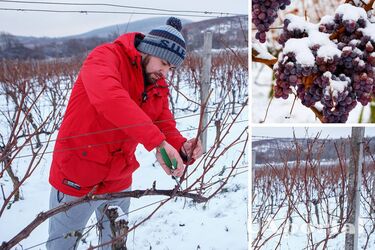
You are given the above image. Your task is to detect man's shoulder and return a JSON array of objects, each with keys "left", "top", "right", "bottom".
[{"left": 87, "top": 42, "right": 117, "bottom": 57}]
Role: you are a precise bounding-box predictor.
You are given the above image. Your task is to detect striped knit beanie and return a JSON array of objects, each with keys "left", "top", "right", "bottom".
[{"left": 137, "top": 17, "right": 186, "bottom": 67}]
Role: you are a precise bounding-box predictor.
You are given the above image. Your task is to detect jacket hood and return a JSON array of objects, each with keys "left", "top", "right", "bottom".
[
  {"left": 114, "top": 32, "right": 144, "bottom": 61},
  {"left": 115, "top": 32, "right": 170, "bottom": 88}
]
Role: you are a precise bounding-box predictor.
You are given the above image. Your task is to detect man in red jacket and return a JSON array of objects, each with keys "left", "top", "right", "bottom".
[{"left": 47, "top": 17, "right": 203, "bottom": 249}]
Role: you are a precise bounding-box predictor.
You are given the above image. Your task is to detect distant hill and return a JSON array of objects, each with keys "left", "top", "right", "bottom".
[
  {"left": 252, "top": 137, "right": 375, "bottom": 165},
  {"left": 182, "top": 15, "right": 248, "bottom": 50},
  {"left": 0, "top": 15, "right": 248, "bottom": 60},
  {"left": 72, "top": 17, "right": 192, "bottom": 39}
]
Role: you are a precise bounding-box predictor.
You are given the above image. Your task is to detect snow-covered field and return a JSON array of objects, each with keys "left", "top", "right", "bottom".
[
  {"left": 251, "top": 127, "right": 375, "bottom": 249},
  {"left": 252, "top": 195, "right": 375, "bottom": 249},
  {"left": 252, "top": 157, "right": 375, "bottom": 249},
  {"left": 0, "top": 77, "right": 248, "bottom": 249}
]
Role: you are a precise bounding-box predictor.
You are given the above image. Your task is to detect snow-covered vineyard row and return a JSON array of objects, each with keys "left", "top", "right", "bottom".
[
  {"left": 252, "top": 131, "right": 375, "bottom": 249},
  {"left": 0, "top": 49, "right": 249, "bottom": 249}
]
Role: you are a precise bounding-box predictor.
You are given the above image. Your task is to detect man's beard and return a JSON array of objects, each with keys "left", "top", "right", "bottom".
[{"left": 141, "top": 55, "right": 163, "bottom": 86}]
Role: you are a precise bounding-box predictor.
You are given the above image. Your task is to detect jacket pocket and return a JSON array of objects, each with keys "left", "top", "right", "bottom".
[
  {"left": 105, "top": 146, "right": 139, "bottom": 182},
  {"left": 60, "top": 146, "right": 110, "bottom": 188}
]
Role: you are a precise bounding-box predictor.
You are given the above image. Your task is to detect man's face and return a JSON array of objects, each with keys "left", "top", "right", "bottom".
[{"left": 142, "top": 55, "right": 176, "bottom": 84}]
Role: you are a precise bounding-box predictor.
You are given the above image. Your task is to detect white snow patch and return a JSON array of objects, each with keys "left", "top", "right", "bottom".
[
  {"left": 323, "top": 72, "right": 349, "bottom": 99},
  {"left": 361, "top": 23, "right": 375, "bottom": 41},
  {"left": 335, "top": 4, "right": 368, "bottom": 21},
  {"left": 284, "top": 38, "right": 315, "bottom": 66},
  {"left": 252, "top": 39, "right": 276, "bottom": 60},
  {"left": 285, "top": 14, "right": 317, "bottom": 33},
  {"left": 329, "top": 79, "right": 348, "bottom": 95},
  {"left": 319, "top": 15, "right": 334, "bottom": 25},
  {"left": 354, "top": 47, "right": 364, "bottom": 56},
  {"left": 323, "top": 71, "right": 332, "bottom": 78},
  {"left": 307, "top": 30, "right": 331, "bottom": 46},
  {"left": 314, "top": 102, "right": 324, "bottom": 112},
  {"left": 317, "top": 43, "right": 342, "bottom": 60}
]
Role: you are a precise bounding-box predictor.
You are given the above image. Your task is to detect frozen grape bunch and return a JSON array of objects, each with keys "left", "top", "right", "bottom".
[
  {"left": 274, "top": 4, "right": 375, "bottom": 123},
  {"left": 252, "top": 0, "right": 292, "bottom": 43}
]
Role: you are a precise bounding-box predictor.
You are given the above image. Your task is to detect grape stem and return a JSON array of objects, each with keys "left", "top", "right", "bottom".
[
  {"left": 329, "top": 26, "right": 345, "bottom": 40},
  {"left": 364, "top": 0, "right": 374, "bottom": 11},
  {"left": 301, "top": 75, "right": 325, "bottom": 122},
  {"left": 252, "top": 48, "right": 277, "bottom": 69},
  {"left": 260, "top": 96, "right": 274, "bottom": 123},
  {"left": 302, "top": 75, "right": 317, "bottom": 88},
  {"left": 345, "top": 0, "right": 374, "bottom": 11},
  {"left": 310, "top": 106, "right": 324, "bottom": 122}
]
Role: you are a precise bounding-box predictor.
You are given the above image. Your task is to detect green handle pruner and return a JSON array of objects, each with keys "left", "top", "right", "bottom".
[
  {"left": 160, "top": 147, "right": 178, "bottom": 170},
  {"left": 159, "top": 147, "right": 182, "bottom": 190}
]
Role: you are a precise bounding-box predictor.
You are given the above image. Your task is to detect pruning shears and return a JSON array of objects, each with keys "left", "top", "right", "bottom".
[{"left": 160, "top": 147, "right": 182, "bottom": 190}]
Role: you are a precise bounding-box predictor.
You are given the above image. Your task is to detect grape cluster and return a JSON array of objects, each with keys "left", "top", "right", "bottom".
[
  {"left": 320, "top": 73, "right": 357, "bottom": 123},
  {"left": 278, "top": 18, "right": 310, "bottom": 46},
  {"left": 274, "top": 4, "right": 375, "bottom": 123},
  {"left": 252, "top": 0, "right": 292, "bottom": 43}
]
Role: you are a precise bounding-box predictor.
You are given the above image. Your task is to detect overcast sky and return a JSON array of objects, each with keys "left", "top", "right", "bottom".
[
  {"left": 0, "top": 0, "right": 248, "bottom": 37},
  {"left": 252, "top": 126, "right": 375, "bottom": 140}
]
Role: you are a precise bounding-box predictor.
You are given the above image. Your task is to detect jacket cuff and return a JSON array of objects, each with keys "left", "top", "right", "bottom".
[{"left": 143, "top": 133, "right": 165, "bottom": 151}]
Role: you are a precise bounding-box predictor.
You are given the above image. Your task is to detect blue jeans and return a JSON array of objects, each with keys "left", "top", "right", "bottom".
[{"left": 46, "top": 186, "right": 131, "bottom": 250}]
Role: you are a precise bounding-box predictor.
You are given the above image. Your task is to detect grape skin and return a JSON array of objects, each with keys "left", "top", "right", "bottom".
[{"left": 252, "top": 0, "right": 292, "bottom": 43}]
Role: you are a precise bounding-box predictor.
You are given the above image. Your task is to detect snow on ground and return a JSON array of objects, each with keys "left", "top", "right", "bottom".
[
  {"left": 127, "top": 145, "right": 248, "bottom": 250},
  {"left": 252, "top": 146, "right": 375, "bottom": 249},
  {"left": 251, "top": 62, "right": 371, "bottom": 123},
  {"left": 0, "top": 80, "right": 248, "bottom": 250},
  {"left": 252, "top": 194, "right": 375, "bottom": 249}
]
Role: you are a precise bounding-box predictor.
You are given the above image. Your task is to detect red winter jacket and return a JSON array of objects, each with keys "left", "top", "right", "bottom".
[{"left": 49, "top": 33, "right": 187, "bottom": 197}]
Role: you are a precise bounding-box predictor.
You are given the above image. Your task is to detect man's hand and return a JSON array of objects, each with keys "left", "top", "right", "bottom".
[
  {"left": 156, "top": 141, "right": 184, "bottom": 177},
  {"left": 181, "top": 138, "right": 203, "bottom": 162}
]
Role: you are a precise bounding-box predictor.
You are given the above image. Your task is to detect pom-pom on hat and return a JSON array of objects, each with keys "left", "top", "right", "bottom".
[{"left": 137, "top": 17, "right": 186, "bottom": 67}]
